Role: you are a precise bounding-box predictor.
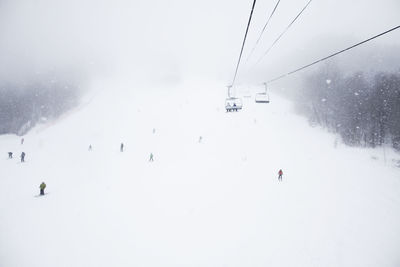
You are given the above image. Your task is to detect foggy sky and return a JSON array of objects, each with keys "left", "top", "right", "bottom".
[{"left": 0, "top": 0, "right": 399, "bottom": 87}]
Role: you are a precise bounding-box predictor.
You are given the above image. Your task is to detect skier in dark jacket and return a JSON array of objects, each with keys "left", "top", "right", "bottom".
[
  {"left": 39, "top": 182, "right": 46, "bottom": 195},
  {"left": 278, "top": 169, "right": 283, "bottom": 181},
  {"left": 120, "top": 143, "right": 124, "bottom": 152},
  {"left": 8, "top": 152, "right": 13, "bottom": 159},
  {"left": 20, "top": 152, "right": 26, "bottom": 162}
]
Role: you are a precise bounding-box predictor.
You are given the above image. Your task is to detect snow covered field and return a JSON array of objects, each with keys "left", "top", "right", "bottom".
[{"left": 1, "top": 81, "right": 400, "bottom": 267}]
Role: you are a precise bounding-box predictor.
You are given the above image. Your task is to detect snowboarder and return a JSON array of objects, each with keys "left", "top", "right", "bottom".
[
  {"left": 120, "top": 143, "right": 124, "bottom": 152},
  {"left": 39, "top": 182, "right": 46, "bottom": 195},
  {"left": 88, "top": 145, "right": 92, "bottom": 151},
  {"left": 21, "top": 138, "right": 24, "bottom": 145},
  {"left": 149, "top": 153, "right": 154, "bottom": 162},
  {"left": 278, "top": 169, "right": 283, "bottom": 181},
  {"left": 20, "top": 152, "right": 25, "bottom": 162},
  {"left": 8, "top": 152, "right": 13, "bottom": 159}
]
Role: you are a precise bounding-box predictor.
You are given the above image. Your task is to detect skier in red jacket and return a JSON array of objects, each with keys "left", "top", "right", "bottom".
[{"left": 278, "top": 169, "right": 283, "bottom": 181}]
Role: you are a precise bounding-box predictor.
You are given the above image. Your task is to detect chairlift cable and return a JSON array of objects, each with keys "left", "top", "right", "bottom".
[
  {"left": 265, "top": 25, "right": 400, "bottom": 84},
  {"left": 231, "top": 0, "right": 257, "bottom": 87},
  {"left": 255, "top": 0, "right": 313, "bottom": 65},
  {"left": 246, "top": 0, "right": 281, "bottom": 62}
]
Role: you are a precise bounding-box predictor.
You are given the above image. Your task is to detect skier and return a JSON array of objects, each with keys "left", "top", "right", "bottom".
[
  {"left": 149, "top": 153, "right": 154, "bottom": 162},
  {"left": 8, "top": 152, "right": 13, "bottom": 159},
  {"left": 20, "top": 152, "right": 25, "bottom": 162},
  {"left": 278, "top": 169, "right": 283, "bottom": 181},
  {"left": 39, "top": 182, "right": 46, "bottom": 195},
  {"left": 21, "top": 138, "right": 24, "bottom": 145},
  {"left": 120, "top": 143, "right": 124, "bottom": 152},
  {"left": 226, "top": 102, "right": 231, "bottom": 112},
  {"left": 199, "top": 136, "right": 202, "bottom": 143},
  {"left": 153, "top": 128, "right": 156, "bottom": 134},
  {"left": 88, "top": 145, "right": 92, "bottom": 151}
]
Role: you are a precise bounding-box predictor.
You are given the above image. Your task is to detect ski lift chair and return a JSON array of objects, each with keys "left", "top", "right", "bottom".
[
  {"left": 225, "top": 97, "right": 243, "bottom": 112},
  {"left": 255, "top": 92, "right": 270, "bottom": 103}
]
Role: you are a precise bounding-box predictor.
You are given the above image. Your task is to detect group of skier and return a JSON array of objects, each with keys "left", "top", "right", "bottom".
[
  {"left": 226, "top": 102, "right": 239, "bottom": 112},
  {"left": 8, "top": 151, "right": 26, "bottom": 162},
  {"left": 87, "top": 141, "right": 284, "bottom": 179},
  {"left": 88, "top": 142, "right": 154, "bottom": 162},
  {"left": 7, "top": 138, "right": 26, "bottom": 162},
  {"left": 6, "top": 138, "right": 45, "bottom": 195},
  {"left": 5, "top": 135, "right": 284, "bottom": 197},
  {"left": 87, "top": 141, "right": 284, "bottom": 180}
]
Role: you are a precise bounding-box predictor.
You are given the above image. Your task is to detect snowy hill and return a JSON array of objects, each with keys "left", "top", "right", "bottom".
[{"left": 1, "top": 81, "right": 400, "bottom": 267}]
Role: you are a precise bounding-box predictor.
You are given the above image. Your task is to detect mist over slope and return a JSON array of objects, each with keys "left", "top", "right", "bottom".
[
  {"left": 0, "top": 0, "right": 399, "bottom": 137},
  {"left": 0, "top": 81, "right": 399, "bottom": 267}
]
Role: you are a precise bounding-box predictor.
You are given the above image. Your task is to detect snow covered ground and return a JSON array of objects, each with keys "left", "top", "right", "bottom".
[{"left": 1, "top": 81, "right": 400, "bottom": 267}]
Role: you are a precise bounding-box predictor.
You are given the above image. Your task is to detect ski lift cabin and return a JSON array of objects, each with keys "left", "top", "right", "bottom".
[
  {"left": 255, "top": 92, "right": 269, "bottom": 103},
  {"left": 225, "top": 85, "right": 243, "bottom": 112},
  {"left": 225, "top": 97, "right": 242, "bottom": 112},
  {"left": 255, "top": 82, "right": 270, "bottom": 103}
]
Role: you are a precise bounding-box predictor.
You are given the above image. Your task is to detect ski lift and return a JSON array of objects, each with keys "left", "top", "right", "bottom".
[
  {"left": 225, "top": 85, "right": 243, "bottom": 112},
  {"left": 255, "top": 92, "right": 269, "bottom": 103},
  {"left": 225, "top": 97, "right": 243, "bottom": 112},
  {"left": 255, "top": 82, "right": 270, "bottom": 103}
]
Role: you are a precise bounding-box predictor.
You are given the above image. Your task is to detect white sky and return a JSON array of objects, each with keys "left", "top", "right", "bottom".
[{"left": 0, "top": 0, "right": 399, "bottom": 85}]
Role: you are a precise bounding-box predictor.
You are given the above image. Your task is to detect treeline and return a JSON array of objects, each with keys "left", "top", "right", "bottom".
[
  {"left": 0, "top": 78, "right": 80, "bottom": 135},
  {"left": 294, "top": 67, "right": 400, "bottom": 150}
]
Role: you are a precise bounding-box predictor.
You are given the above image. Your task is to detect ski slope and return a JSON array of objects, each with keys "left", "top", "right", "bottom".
[{"left": 1, "top": 81, "right": 400, "bottom": 267}]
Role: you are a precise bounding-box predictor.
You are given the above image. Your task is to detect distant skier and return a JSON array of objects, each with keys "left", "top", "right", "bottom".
[
  {"left": 153, "top": 128, "right": 156, "bottom": 134},
  {"left": 21, "top": 138, "right": 24, "bottom": 145},
  {"left": 199, "top": 136, "right": 202, "bottom": 143},
  {"left": 39, "top": 182, "right": 46, "bottom": 195},
  {"left": 8, "top": 152, "right": 13, "bottom": 159},
  {"left": 278, "top": 169, "right": 283, "bottom": 181},
  {"left": 149, "top": 153, "right": 154, "bottom": 162},
  {"left": 120, "top": 143, "right": 124, "bottom": 152},
  {"left": 20, "top": 152, "right": 26, "bottom": 162},
  {"left": 88, "top": 145, "right": 92, "bottom": 151}
]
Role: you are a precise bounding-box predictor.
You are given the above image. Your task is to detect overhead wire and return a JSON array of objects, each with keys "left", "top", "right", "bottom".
[
  {"left": 246, "top": 0, "right": 281, "bottom": 62},
  {"left": 231, "top": 0, "right": 257, "bottom": 87},
  {"left": 255, "top": 0, "right": 313, "bottom": 65},
  {"left": 265, "top": 25, "right": 400, "bottom": 84}
]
